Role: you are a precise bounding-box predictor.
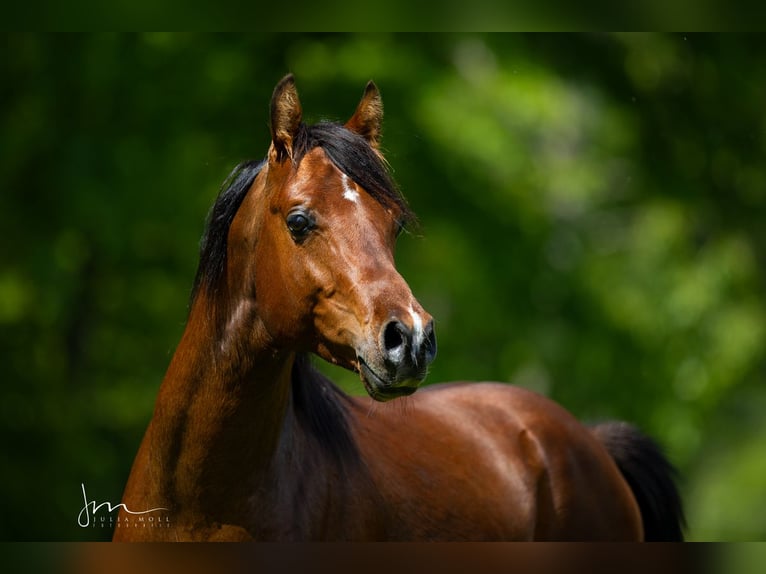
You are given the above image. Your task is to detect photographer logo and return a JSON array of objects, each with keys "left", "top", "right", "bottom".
[{"left": 78, "top": 483, "right": 171, "bottom": 529}]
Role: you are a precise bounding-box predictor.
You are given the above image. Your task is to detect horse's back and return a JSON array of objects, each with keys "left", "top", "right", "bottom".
[{"left": 349, "top": 382, "right": 642, "bottom": 540}]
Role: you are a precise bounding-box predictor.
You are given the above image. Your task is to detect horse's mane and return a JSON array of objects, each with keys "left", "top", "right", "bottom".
[
  {"left": 192, "top": 158, "right": 266, "bottom": 301},
  {"left": 290, "top": 353, "right": 361, "bottom": 464}
]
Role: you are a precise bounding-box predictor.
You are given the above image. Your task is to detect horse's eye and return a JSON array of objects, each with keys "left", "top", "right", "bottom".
[{"left": 286, "top": 210, "right": 313, "bottom": 240}]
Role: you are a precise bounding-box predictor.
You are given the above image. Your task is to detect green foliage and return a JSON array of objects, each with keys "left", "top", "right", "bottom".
[{"left": 1, "top": 33, "right": 764, "bottom": 541}]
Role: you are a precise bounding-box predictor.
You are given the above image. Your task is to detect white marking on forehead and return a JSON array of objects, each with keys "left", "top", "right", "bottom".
[
  {"left": 341, "top": 173, "right": 360, "bottom": 204},
  {"left": 409, "top": 305, "right": 424, "bottom": 348}
]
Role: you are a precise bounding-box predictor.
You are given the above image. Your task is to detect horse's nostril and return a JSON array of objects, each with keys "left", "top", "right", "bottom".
[
  {"left": 383, "top": 321, "right": 406, "bottom": 352},
  {"left": 425, "top": 324, "right": 437, "bottom": 362}
]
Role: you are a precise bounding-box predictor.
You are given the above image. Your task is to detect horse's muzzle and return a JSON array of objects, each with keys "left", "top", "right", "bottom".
[
  {"left": 381, "top": 317, "right": 437, "bottom": 378},
  {"left": 358, "top": 318, "right": 437, "bottom": 402}
]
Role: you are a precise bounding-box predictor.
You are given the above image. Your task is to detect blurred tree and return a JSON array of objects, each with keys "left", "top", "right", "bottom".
[{"left": 1, "top": 33, "right": 764, "bottom": 541}]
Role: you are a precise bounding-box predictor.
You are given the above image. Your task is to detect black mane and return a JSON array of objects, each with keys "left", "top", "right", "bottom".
[
  {"left": 291, "top": 353, "right": 360, "bottom": 464},
  {"left": 191, "top": 121, "right": 414, "bottom": 300},
  {"left": 191, "top": 159, "right": 266, "bottom": 301}
]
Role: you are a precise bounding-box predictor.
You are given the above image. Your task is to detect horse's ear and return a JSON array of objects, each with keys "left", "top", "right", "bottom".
[
  {"left": 270, "top": 74, "right": 302, "bottom": 163},
  {"left": 345, "top": 81, "right": 383, "bottom": 149}
]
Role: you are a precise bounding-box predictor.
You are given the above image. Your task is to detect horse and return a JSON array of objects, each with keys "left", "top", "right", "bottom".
[{"left": 114, "top": 75, "right": 684, "bottom": 541}]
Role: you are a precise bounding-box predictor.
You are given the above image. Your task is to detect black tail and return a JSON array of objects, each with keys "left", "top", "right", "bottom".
[{"left": 592, "top": 421, "right": 685, "bottom": 541}]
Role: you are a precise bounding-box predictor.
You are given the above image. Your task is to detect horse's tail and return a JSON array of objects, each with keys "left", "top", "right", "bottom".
[{"left": 591, "top": 421, "right": 685, "bottom": 541}]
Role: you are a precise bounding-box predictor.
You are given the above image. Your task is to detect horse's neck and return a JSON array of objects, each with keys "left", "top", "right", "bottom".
[{"left": 127, "top": 292, "right": 298, "bottom": 525}]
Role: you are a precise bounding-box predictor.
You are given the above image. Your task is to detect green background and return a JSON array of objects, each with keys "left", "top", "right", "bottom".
[{"left": 1, "top": 33, "right": 764, "bottom": 541}]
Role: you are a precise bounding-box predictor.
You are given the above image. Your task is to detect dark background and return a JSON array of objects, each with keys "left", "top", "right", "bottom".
[{"left": 1, "top": 33, "right": 765, "bottom": 541}]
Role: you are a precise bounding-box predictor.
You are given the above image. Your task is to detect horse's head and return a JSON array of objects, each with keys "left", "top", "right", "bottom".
[{"left": 228, "top": 75, "right": 436, "bottom": 401}]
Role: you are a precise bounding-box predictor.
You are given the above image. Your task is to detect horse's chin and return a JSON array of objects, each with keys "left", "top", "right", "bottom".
[
  {"left": 314, "top": 343, "right": 423, "bottom": 402},
  {"left": 358, "top": 357, "right": 420, "bottom": 402},
  {"left": 368, "top": 385, "right": 419, "bottom": 402}
]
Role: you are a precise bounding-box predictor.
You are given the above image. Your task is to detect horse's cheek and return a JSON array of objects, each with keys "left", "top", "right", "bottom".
[{"left": 257, "top": 263, "right": 314, "bottom": 343}]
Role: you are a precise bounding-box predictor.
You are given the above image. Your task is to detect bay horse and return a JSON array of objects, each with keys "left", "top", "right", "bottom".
[{"left": 114, "top": 75, "right": 684, "bottom": 541}]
